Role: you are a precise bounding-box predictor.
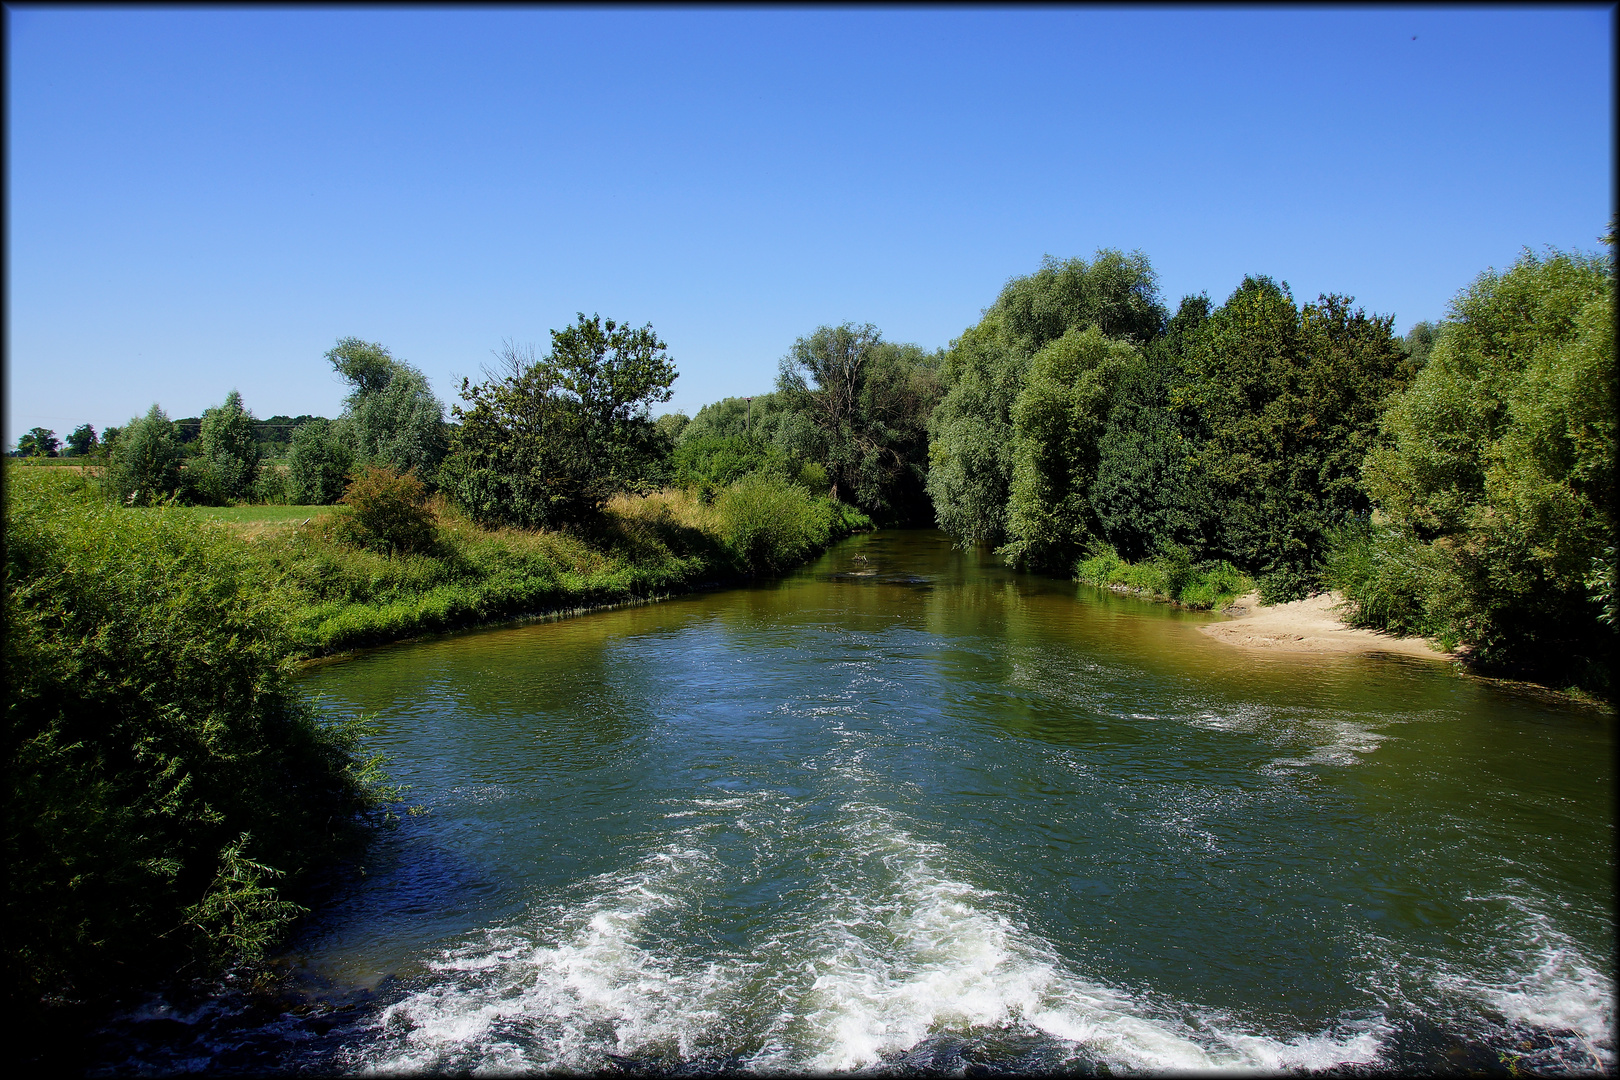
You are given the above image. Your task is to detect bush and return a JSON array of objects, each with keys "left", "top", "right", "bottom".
[
  {"left": 4, "top": 468, "right": 383, "bottom": 1006},
  {"left": 1074, "top": 541, "right": 1249, "bottom": 610},
  {"left": 714, "top": 471, "right": 836, "bottom": 574},
  {"left": 103, "top": 404, "right": 183, "bottom": 506},
  {"left": 333, "top": 465, "right": 437, "bottom": 556}
]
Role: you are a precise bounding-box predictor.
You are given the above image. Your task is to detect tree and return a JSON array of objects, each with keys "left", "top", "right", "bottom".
[
  {"left": 548, "top": 314, "right": 678, "bottom": 481},
  {"left": 1092, "top": 295, "right": 1216, "bottom": 561},
  {"left": 776, "top": 325, "right": 941, "bottom": 520},
  {"left": 1357, "top": 246, "right": 1614, "bottom": 686},
  {"left": 194, "top": 390, "right": 262, "bottom": 503},
  {"left": 999, "top": 327, "right": 1137, "bottom": 569},
  {"left": 15, "top": 428, "right": 59, "bottom": 458},
  {"left": 105, "top": 406, "right": 183, "bottom": 505},
  {"left": 926, "top": 250, "right": 1168, "bottom": 547},
  {"left": 994, "top": 249, "right": 1168, "bottom": 353},
  {"left": 1177, "top": 278, "right": 1409, "bottom": 598},
  {"left": 327, "top": 338, "right": 448, "bottom": 480},
  {"left": 64, "top": 425, "right": 98, "bottom": 458},
  {"left": 286, "top": 419, "right": 355, "bottom": 505},
  {"left": 926, "top": 315, "right": 1026, "bottom": 546},
  {"left": 444, "top": 318, "right": 677, "bottom": 528}
]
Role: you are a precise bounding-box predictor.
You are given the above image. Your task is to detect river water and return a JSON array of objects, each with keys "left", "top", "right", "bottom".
[{"left": 93, "top": 531, "right": 1613, "bottom": 1074}]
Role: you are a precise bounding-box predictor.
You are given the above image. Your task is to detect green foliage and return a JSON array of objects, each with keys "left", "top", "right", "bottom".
[
  {"left": 1320, "top": 518, "right": 1452, "bottom": 640},
  {"left": 928, "top": 250, "right": 1167, "bottom": 548},
  {"left": 445, "top": 319, "right": 678, "bottom": 528},
  {"left": 16, "top": 427, "right": 60, "bottom": 458},
  {"left": 4, "top": 469, "right": 381, "bottom": 1005},
  {"left": 776, "top": 325, "right": 942, "bottom": 522},
  {"left": 926, "top": 314, "right": 1025, "bottom": 546},
  {"left": 287, "top": 418, "right": 356, "bottom": 505},
  {"left": 1092, "top": 295, "right": 1216, "bottom": 561},
  {"left": 713, "top": 471, "right": 841, "bottom": 573},
  {"left": 673, "top": 434, "right": 789, "bottom": 495},
  {"left": 994, "top": 250, "right": 1168, "bottom": 352},
  {"left": 1180, "top": 279, "right": 1411, "bottom": 598},
  {"left": 64, "top": 424, "right": 97, "bottom": 457},
  {"left": 190, "top": 390, "right": 262, "bottom": 504},
  {"left": 1000, "top": 327, "right": 1136, "bottom": 570},
  {"left": 334, "top": 465, "right": 437, "bottom": 556},
  {"left": 328, "top": 337, "right": 447, "bottom": 480},
  {"left": 1073, "top": 543, "right": 1249, "bottom": 610},
  {"left": 104, "top": 404, "right": 184, "bottom": 505},
  {"left": 677, "top": 394, "right": 792, "bottom": 447},
  {"left": 445, "top": 341, "right": 600, "bottom": 528},
  {"left": 549, "top": 313, "right": 679, "bottom": 479},
  {"left": 1357, "top": 246, "right": 1615, "bottom": 688}
]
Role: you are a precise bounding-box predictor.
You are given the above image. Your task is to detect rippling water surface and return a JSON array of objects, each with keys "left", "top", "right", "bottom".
[{"left": 97, "top": 531, "right": 1614, "bottom": 1074}]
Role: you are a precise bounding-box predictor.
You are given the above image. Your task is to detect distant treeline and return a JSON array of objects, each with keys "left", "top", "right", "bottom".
[{"left": 33, "top": 235, "right": 1615, "bottom": 690}]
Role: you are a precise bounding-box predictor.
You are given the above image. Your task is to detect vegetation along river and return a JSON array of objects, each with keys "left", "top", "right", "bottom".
[{"left": 100, "top": 530, "right": 1613, "bottom": 1074}]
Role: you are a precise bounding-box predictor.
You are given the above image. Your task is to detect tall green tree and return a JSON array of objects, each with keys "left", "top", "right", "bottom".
[
  {"left": 927, "top": 249, "right": 1168, "bottom": 548},
  {"left": 444, "top": 317, "right": 678, "bottom": 528},
  {"left": 328, "top": 338, "right": 447, "bottom": 481},
  {"left": 547, "top": 314, "right": 678, "bottom": 483},
  {"left": 926, "top": 315, "right": 1026, "bottom": 546},
  {"left": 1355, "top": 245, "right": 1614, "bottom": 686},
  {"left": 999, "top": 327, "right": 1137, "bottom": 569},
  {"left": 64, "top": 424, "right": 98, "bottom": 458},
  {"left": 776, "top": 325, "right": 941, "bottom": 521},
  {"left": 194, "top": 390, "right": 262, "bottom": 503},
  {"left": 1178, "top": 278, "right": 1409, "bottom": 598},
  {"left": 286, "top": 418, "right": 355, "bottom": 505},
  {"left": 1091, "top": 295, "right": 1215, "bottom": 561}
]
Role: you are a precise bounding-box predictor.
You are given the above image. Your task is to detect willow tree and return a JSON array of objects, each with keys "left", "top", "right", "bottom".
[
  {"left": 327, "top": 338, "right": 447, "bottom": 481},
  {"left": 999, "top": 327, "right": 1137, "bottom": 570},
  {"left": 927, "top": 249, "right": 1168, "bottom": 548}
]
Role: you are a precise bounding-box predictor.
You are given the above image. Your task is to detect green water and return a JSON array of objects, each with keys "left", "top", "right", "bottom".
[{"left": 127, "top": 530, "right": 1618, "bottom": 1072}]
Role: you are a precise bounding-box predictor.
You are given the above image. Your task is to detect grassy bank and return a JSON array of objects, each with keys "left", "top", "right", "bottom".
[
  {"left": 1073, "top": 546, "right": 1252, "bottom": 610},
  {"left": 247, "top": 475, "right": 868, "bottom": 658}
]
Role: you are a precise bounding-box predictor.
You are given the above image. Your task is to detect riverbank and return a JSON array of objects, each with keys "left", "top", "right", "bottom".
[{"left": 1201, "top": 590, "right": 1455, "bottom": 660}]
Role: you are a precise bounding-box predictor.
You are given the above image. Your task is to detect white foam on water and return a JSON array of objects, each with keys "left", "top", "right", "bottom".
[
  {"left": 747, "top": 802, "right": 1385, "bottom": 1074},
  {"left": 1430, "top": 893, "right": 1615, "bottom": 1071},
  {"left": 360, "top": 838, "right": 740, "bottom": 1073}
]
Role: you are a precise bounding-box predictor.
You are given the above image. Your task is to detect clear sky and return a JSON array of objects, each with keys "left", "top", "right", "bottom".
[{"left": 6, "top": 5, "right": 1613, "bottom": 443}]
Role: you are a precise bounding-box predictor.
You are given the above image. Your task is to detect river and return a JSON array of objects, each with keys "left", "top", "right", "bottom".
[{"left": 92, "top": 530, "right": 1613, "bottom": 1074}]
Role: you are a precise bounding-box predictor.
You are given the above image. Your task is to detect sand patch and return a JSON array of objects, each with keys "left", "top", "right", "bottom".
[{"left": 1200, "top": 591, "right": 1454, "bottom": 661}]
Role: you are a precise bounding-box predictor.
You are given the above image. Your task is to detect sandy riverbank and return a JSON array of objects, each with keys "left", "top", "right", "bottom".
[{"left": 1199, "top": 591, "right": 1455, "bottom": 660}]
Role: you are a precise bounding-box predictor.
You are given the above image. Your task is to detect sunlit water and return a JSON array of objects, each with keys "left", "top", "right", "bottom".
[{"left": 93, "top": 531, "right": 1614, "bottom": 1074}]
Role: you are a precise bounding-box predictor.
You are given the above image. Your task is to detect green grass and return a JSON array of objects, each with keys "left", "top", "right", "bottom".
[{"left": 183, "top": 504, "right": 335, "bottom": 524}]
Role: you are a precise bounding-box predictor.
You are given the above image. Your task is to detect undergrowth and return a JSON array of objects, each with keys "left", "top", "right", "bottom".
[{"left": 1073, "top": 543, "right": 1251, "bottom": 610}]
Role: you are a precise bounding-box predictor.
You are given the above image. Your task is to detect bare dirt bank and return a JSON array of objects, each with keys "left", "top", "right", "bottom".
[{"left": 1199, "top": 591, "right": 1455, "bottom": 661}]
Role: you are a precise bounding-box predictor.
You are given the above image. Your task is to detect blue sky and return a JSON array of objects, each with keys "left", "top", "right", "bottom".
[{"left": 6, "top": 6, "right": 1613, "bottom": 443}]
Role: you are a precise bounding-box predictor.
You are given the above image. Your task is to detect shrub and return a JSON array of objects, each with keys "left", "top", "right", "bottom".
[
  {"left": 4, "top": 469, "right": 383, "bottom": 1006},
  {"left": 334, "top": 464, "right": 437, "bottom": 556},
  {"left": 1074, "top": 541, "right": 1249, "bottom": 610},
  {"left": 714, "top": 471, "right": 835, "bottom": 574},
  {"left": 103, "top": 404, "right": 183, "bottom": 505}
]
